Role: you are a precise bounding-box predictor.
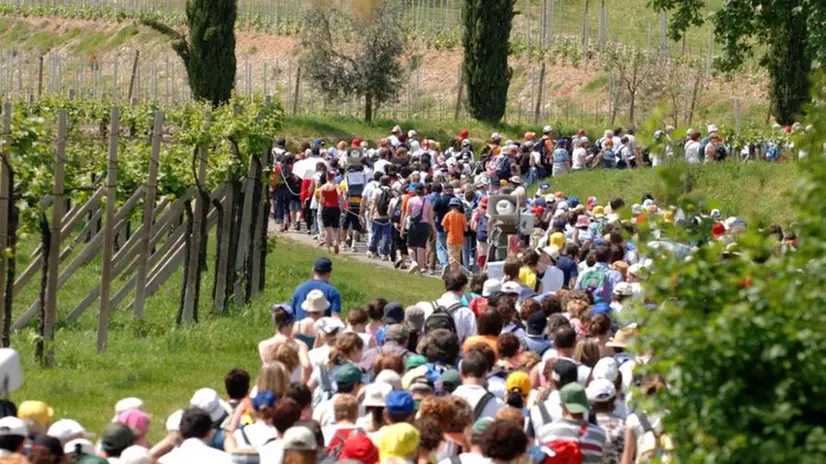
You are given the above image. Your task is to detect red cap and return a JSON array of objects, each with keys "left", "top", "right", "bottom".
[
  {"left": 479, "top": 196, "right": 489, "bottom": 207},
  {"left": 352, "top": 138, "right": 361, "bottom": 147},
  {"left": 339, "top": 433, "right": 379, "bottom": 464},
  {"left": 524, "top": 131, "right": 536, "bottom": 141},
  {"left": 711, "top": 222, "right": 726, "bottom": 237},
  {"left": 577, "top": 128, "right": 586, "bottom": 136},
  {"left": 531, "top": 206, "right": 544, "bottom": 216},
  {"left": 460, "top": 129, "right": 469, "bottom": 139}
]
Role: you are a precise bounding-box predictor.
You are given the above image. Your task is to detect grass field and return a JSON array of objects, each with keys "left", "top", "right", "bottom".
[
  {"left": 544, "top": 161, "right": 798, "bottom": 225},
  {"left": 9, "top": 236, "right": 443, "bottom": 442}
]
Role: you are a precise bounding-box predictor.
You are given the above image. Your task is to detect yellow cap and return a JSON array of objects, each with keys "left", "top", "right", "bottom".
[
  {"left": 505, "top": 371, "right": 532, "bottom": 397},
  {"left": 18, "top": 401, "right": 53, "bottom": 429},
  {"left": 550, "top": 232, "right": 566, "bottom": 251},
  {"left": 592, "top": 206, "right": 606, "bottom": 218},
  {"left": 663, "top": 211, "right": 675, "bottom": 223},
  {"left": 377, "top": 423, "right": 421, "bottom": 460}
]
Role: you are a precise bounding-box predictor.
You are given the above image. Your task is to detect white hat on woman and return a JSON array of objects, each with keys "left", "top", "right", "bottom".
[
  {"left": 363, "top": 382, "right": 394, "bottom": 407},
  {"left": 301, "top": 289, "right": 331, "bottom": 313}
]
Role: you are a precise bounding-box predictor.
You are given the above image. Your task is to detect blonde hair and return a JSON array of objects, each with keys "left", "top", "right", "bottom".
[
  {"left": 574, "top": 340, "right": 601, "bottom": 368},
  {"left": 270, "top": 343, "right": 300, "bottom": 373},
  {"left": 327, "top": 332, "right": 364, "bottom": 368},
  {"left": 256, "top": 362, "right": 290, "bottom": 397},
  {"left": 333, "top": 394, "right": 359, "bottom": 423},
  {"left": 566, "top": 300, "right": 590, "bottom": 320}
]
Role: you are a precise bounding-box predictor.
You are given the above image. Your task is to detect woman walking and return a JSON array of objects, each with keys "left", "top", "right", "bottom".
[
  {"left": 316, "top": 171, "right": 344, "bottom": 254},
  {"left": 401, "top": 183, "right": 435, "bottom": 274}
]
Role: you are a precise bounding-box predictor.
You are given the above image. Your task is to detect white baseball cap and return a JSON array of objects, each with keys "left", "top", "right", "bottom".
[
  {"left": 539, "top": 246, "right": 560, "bottom": 260},
  {"left": 314, "top": 317, "right": 346, "bottom": 334},
  {"left": 165, "top": 410, "right": 183, "bottom": 433},
  {"left": 591, "top": 357, "right": 620, "bottom": 382},
  {"left": 613, "top": 282, "right": 635, "bottom": 297},
  {"left": 408, "top": 130, "right": 418, "bottom": 138},
  {"left": 64, "top": 438, "right": 95, "bottom": 456},
  {"left": 47, "top": 418, "right": 87, "bottom": 443},
  {"left": 500, "top": 281, "right": 522, "bottom": 295},
  {"left": 543, "top": 125, "right": 552, "bottom": 134},
  {"left": 283, "top": 426, "right": 318, "bottom": 451},
  {"left": 491, "top": 132, "right": 502, "bottom": 141},
  {"left": 482, "top": 278, "right": 501, "bottom": 297},
  {"left": 586, "top": 378, "right": 617, "bottom": 402},
  {"left": 190, "top": 388, "right": 231, "bottom": 423},
  {"left": 0, "top": 416, "right": 28, "bottom": 437}
]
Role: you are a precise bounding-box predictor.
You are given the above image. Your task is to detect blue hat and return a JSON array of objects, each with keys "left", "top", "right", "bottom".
[
  {"left": 553, "top": 218, "right": 567, "bottom": 230},
  {"left": 592, "top": 302, "right": 612, "bottom": 316},
  {"left": 449, "top": 197, "right": 463, "bottom": 207},
  {"left": 382, "top": 303, "right": 404, "bottom": 325},
  {"left": 271, "top": 303, "right": 296, "bottom": 327},
  {"left": 407, "top": 182, "right": 419, "bottom": 192},
  {"left": 313, "top": 138, "right": 325, "bottom": 147},
  {"left": 313, "top": 257, "right": 333, "bottom": 274},
  {"left": 443, "top": 183, "right": 454, "bottom": 191},
  {"left": 385, "top": 391, "right": 415, "bottom": 416},
  {"left": 539, "top": 182, "right": 551, "bottom": 192},
  {"left": 568, "top": 196, "right": 579, "bottom": 207},
  {"left": 557, "top": 139, "right": 567, "bottom": 147},
  {"left": 534, "top": 198, "right": 547, "bottom": 207},
  {"left": 252, "top": 390, "right": 278, "bottom": 411}
]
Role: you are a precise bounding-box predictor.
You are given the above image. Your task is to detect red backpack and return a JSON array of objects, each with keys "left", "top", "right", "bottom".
[
  {"left": 543, "top": 423, "right": 590, "bottom": 464},
  {"left": 327, "top": 428, "right": 361, "bottom": 460}
]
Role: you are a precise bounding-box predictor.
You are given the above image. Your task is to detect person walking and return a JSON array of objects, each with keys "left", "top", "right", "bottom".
[
  {"left": 401, "top": 183, "right": 434, "bottom": 274},
  {"left": 368, "top": 176, "right": 394, "bottom": 261},
  {"left": 316, "top": 171, "right": 344, "bottom": 254}
]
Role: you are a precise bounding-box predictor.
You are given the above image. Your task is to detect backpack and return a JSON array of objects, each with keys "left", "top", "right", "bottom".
[
  {"left": 407, "top": 197, "right": 427, "bottom": 229},
  {"left": 375, "top": 186, "right": 392, "bottom": 217},
  {"left": 390, "top": 197, "right": 403, "bottom": 224},
  {"left": 576, "top": 266, "right": 610, "bottom": 303},
  {"left": 520, "top": 151, "right": 532, "bottom": 171},
  {"left": 424, "top": 301, "right": 460, "bottom": 334},
  {"left": 698, "top": 137, "right": 710, "bottom": 161},
  {"left": 536, "top": 136, "right": 551, "bottom": 160},
  {"left": 473, "top": 392, "right": 496, "bottom": 421},
  {"left": 636, "top": 413, "right": 674, "bottom": 463},
  {"left": 476, "top": 214, "right": 489, "bottom": 243},
  {"left": 543, "top": 422, "right": 589, "bottom": 464},
  {"left": 328, "top": 429, "right": 362, "bottom": 460},
  {"left": 496, "top": 156, "right": 512, "bottom": 181}
]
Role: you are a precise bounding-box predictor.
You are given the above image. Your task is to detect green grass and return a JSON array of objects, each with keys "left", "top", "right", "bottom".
[
  {"left": 9, "top": 235, "right": 442, "bottom": 443},
  {"left": 544, "top": 161, "right": 797, "bottom": 225}
]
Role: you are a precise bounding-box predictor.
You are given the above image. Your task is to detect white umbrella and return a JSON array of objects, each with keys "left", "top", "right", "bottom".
[{"left": 293, "top": 157, "right": 327, "bottom": 180}]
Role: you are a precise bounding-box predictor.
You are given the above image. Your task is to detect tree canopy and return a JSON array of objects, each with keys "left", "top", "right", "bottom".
[{"left": 650, "top": 0, "right": 826, "bottom": 125}]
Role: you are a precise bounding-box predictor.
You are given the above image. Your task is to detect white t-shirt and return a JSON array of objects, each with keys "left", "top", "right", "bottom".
[
  {"left": 530, "top": 150, "right": 543, "bottom": 167},
  {"left": 373, "top": 160, "right": 390, "bottom": 175},
  {"left": 572, "top": 148, "right": 588, "bottom": 169},
  {"left": 540, "top": 267, "right": 564, "bottom": 293},
  {"left": 529, "top": 390, "right": 563, "bottom": 432},
  {"left": 438, "top": 453, "right": 491, "bottom": 464},
  {"left": 308, "top": 345, "right": 331, "bottom": 368},
  {"left": 257, "top": 439, "right": 284, "bottom": 464},
  {"left": 625, "top": 412, "right": 665, "bottom": 451},
  {"left": 451, "top": 384, "right": 504, "bottom": 420},
  {"left": 232, "top": 422, "right": 278, "bottom": 449},
  {"left": 685, "top": 141, "right": 701, "bottom": 164}
]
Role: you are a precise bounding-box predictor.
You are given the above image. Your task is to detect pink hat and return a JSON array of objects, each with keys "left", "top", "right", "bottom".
[{"left": 117, "top": 409, "right": 151, "bottom": 439}]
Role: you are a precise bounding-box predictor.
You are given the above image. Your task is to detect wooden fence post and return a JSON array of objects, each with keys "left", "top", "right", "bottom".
[
  {"left": 133, "top": 111, "right": 164, "bottom": 319},
  {"left": 97, "top": 107, "right": 119, "bottom": 353},
  {"left": 454, "top": 67, "right": 463, "bottom": 121},
  {"left": 181, "top": 110, "right": 210, "bottom": 324},
  {"left": 234, "top": 157, "right": 258, "bottom": 307},
  {"left": 534, "top": 61, "right": 546, "bottom": 124},
  {"left": 43, "top": 110, "right": 67, "bottom": 366},
  {"left": 292, "top": 65, "right": 301, "bottom": 115},
  {"left": 128, "top": 50, "right": 140, "bottom": 107},
  {"left": 0, "top": 104, "right": 10, "bottom": 348},
  {"left": 214, "top": 186, "right": 233, "bottom": 313}
]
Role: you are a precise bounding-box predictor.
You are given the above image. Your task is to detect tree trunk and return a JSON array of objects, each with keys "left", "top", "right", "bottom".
[
  {"left": 245, "top": 158, "right": 263, "bottom": 302},
  {"left": 210, "top": 197, "right": 224, "bottom": 308},
  {"left": 226, "top": 179, "right": 243, "bottom": 305},
  {"left": 364, "top": 94, "right": 373, "bottom": 122},
  {"left": 2, "top": 181, "right": 17, "bottom": 348},
  {"left": 36, "top": 214, "right": 49, "bottom": 364},
  {"left": 177, "top": 201, "right": 194, "bottom": 325},
  {"left": 629, "top": 90, "right": 636, "bottom": 127},
  {"left": 687, "top": 68, "right": 702, "bottom": 126}
]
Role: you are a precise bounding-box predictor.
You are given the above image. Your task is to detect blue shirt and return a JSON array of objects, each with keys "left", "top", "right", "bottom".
[
  {"left": 556, "top": 256, "right": 578, "bottom": 288},
  {"left": 290, "top": 279, "right": 342, "bottom": 319}
]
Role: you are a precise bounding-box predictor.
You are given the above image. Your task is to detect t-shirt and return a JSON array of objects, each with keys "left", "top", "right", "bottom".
[
  {"left": 625, "top": 412, "right": 665, "bottom": 453},
  {"left": 595, "top": 413, "right": 625, "bottom": 464},
  {"left": 442, "top": 210, "right": 468, "bottom": 245},
  {"left": 529, "top": 391, "right": 563, "bottom": 433},
  {"left": 552, "top": 148, "right": 570, "bottom": 175},
  {"left": 232, "top": 422, "right": 277, "bottom": 449},
  {"left": 519, "top": 266, "right": 540, "bottom": 292},
  {"left": 451, "top": 384, "right": 504, "bottom": 420},
  {"left": 462, "top": 335, "right": 499, "bottom": 358},
  {"left": 407, "top": 196, "right": 431, "bottom": 225},
  {"left": 257, "top": 439, "right": 283, "bottom": 464},
  {"left": 438, "top": 453, "right": 491, "bottom": 464},
  {"left": 535, "top": 418, "right": 607, "bottom": 464},
  {"left": 572, "top": 147, "right": 588, "bottom": 169},
  {"left": 540, "top": 266, "right": 564, "bottom": 294},
  {"left": 556, "top": 256, "right": 578, "bottom": 288},
  {"left": 685, "top": 140, "right": 701, "bottom": 164},
  {"left": 290, "top": 279, "right": 342, "bottom": 319}
]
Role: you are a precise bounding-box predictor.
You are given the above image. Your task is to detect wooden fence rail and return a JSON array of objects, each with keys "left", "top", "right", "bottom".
[{"left": 0, "top": 104, "right": 273, "bottom": 358}]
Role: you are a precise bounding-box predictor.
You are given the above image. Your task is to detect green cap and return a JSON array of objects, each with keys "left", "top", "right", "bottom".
[
  {"left": 440, "top": 369, "right": 461, "bottom": 393},
  {"left": 334, "top": 364, "right": 364, "bottom": 387},
  {"left": 471, "top": 417, "right": 495, "bottom": 441},
  {"left": 101, "top": 422, "right": 136, "bottom": 452},
  {"left": 560, "top": 383, "right": 590, "bottom": 415},
  {"left": 405, "top": 354, "right": 427, "bottom": 371},
  {"left": 77, "top": 457, "right": 109, "bottom": 464}
]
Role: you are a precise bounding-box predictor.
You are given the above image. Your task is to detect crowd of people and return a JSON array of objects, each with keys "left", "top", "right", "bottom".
[{"left": 0, "top": 124, "right": 799, "bottom": 464}]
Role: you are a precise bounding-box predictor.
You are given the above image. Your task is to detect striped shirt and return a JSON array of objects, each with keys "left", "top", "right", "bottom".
[{"left": 536, "top": 418, "right": 606, "bottom": 464}]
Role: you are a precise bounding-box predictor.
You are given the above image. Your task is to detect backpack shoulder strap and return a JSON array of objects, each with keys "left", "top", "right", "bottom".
[
  {"left": 239, "top": 426, "right": 252, "bottom": 447},
  {"left": 638, "top": 412, "right": 654, "bottom": 434},
  {"left": 449, "top": 457, "right": 462, "bottom": 464},
  {"left": 473, "top": 392, "right": 495, "bottom": 421},
  {"left": 537, "top": 401, "right": 552, "bottom": 425},
  {"left": 319, "top": 363, "right": 333, "bottom": 394},
  {"left": 446, "top": 302, "right": 463, "bottom": 314}
]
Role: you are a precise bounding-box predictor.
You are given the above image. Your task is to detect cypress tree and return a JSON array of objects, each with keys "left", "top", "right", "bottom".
[
  {"left": 143, "top": 0, "right": 237, "bottom": 106},
  {"left": 462, "top": 0, "right": 515, "bottom": 122}
]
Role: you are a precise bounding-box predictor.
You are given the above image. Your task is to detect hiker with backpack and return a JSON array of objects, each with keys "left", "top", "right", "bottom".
[
  {"left": 575, "top": 244, "right": 623, "bottom": 304},
  {"left": 451, "top": 351, "right": 505, "bottom": 422},
  {"left": 620, "top": 377, "right": 672, "bottom": 464},
  {"left": 425, "top": 270, "right": 479, "bottom": 342},
  {"left": 587, "top": 379, "right": 626, "bottom": 464},
  {"left": 401, "top": 183, "right": 434, "bottom": 275},
  {"left": 536, "top": 383, "right": 607, "bottom": 464},
  {"left": 368, "top": 175, "right": 394, "bottom": 261}
]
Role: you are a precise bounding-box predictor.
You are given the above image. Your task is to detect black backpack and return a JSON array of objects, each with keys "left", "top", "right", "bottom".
[
  {"left": 391, "top": 197, "right": 403, "bottom": 224},
  {"left": 496, "top": 156, "right": 512, "bottom": 181},
  {"left": 424, "top": 301, "right": 460, "bottom": 335},
  {"left": 375, "top": 186, "right": 392, "bottom": 217}
]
